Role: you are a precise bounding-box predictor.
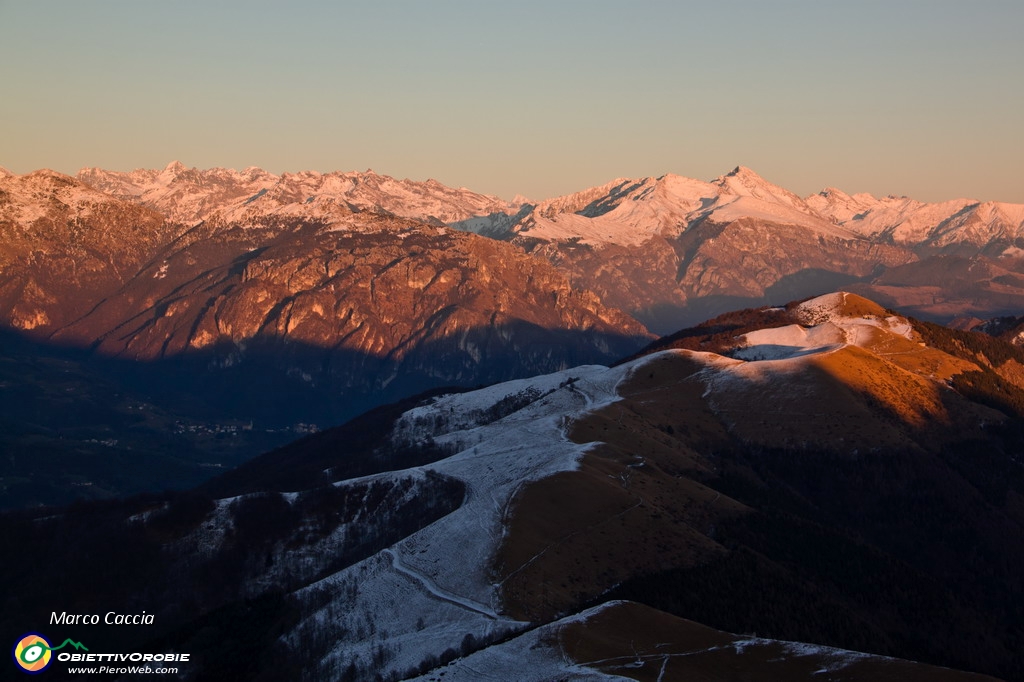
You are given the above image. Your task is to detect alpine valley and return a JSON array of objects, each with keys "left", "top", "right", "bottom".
[{"left": 2, "top": 164, "right": 1024, "bottom": 680}]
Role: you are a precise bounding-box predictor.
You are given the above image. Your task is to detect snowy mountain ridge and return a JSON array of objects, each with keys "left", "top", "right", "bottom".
[
  {"left": 480, "top": 166, "right": 856, "bottom": 246},
  {"left": 805, "top": 188, "right": 1024, "bottom": 251},
  {"left": 76, "top": 161, "right": 519, "bottom": 227},
  {"left": 65, "top": 162, "right": 1024, "bottom": 252},
  {"left": 13, "top": 162, "right": 1024, "bottom": 339},
  {"left": 505, "top": 164, "right": 1024, "bottom": 249}
]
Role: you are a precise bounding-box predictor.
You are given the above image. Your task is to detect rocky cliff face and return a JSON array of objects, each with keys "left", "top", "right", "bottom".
[
  {"left": 52, "top": 213, "right": 649, "bottom": 395},
  {"left": 1, "top": 168, "right": 650, "bottom": 428}
]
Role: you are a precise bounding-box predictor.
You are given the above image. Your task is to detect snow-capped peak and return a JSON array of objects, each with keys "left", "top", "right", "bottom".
[
  {"left": 816, "top": 187, "right": 854, "bottom": 202},
  {"left": 498, "top": 166, "right": 859, "bottom": 246},
  {"left": 714, "top": 165, "right": 811, "bottom": 210},
  {"left": 163, "top": 160, "right": 187, "bottom": 174}
]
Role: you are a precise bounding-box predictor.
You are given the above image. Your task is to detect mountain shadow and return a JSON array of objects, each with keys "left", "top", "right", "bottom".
[
  {"left": 632, "top": 295, "right": 777, "bottom": 335},
  {"left": 632, "top": 269, "right": 871, "bottom": 335},
  {"left": 0, "top": 320, "right": 647, "bottom": 509}
]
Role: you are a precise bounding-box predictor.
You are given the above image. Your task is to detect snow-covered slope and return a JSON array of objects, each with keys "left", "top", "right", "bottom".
[
  {"left": 281, "top": 307, "right": 932, "bottom": 675},
  {"left": 287, "top": 359, "right": 651, "bottom": 678},
  {"left": 733, "top": 291, "right": 913, "bottom": 361}
]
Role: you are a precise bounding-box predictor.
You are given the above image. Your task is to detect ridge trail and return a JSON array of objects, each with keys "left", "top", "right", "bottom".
[{"left": 383, "top": 548, "right": 498, "bottom": 619}]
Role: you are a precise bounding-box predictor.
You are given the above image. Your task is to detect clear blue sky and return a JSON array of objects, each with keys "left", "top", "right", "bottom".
[{"left": 1, "top": 0, "right": 1022, "bottom": 202}]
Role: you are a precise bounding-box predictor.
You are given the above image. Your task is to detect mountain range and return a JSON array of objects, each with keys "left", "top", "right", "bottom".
[
  {"left": 7, "top": 161, "right": 1024, "bottom": 345},
  {"left": 4, "top": 161, "right": 1024, "bottom": 507},
  {"left": 62, "top": 161, "right": 1024, "bottom": 334},
  {"left": 467, "top": 165, "right": 1024, "bottom": 332}
]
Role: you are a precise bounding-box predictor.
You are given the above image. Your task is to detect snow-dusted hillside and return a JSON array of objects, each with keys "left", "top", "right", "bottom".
[
  {"left": 268, "top": 291, "right": 990, "bottom": 678},
  {"left": 732, "top": 292, "right": 914, "bottom": 361},
  {"left": 286, "top": 359, "right": 649, "bottom": 678},
  {"left": 409, "top": 600, "right": 996, "bottom": 682},
  {"left": 253, "top": 289, "right": 1024, "bottom": 681}
]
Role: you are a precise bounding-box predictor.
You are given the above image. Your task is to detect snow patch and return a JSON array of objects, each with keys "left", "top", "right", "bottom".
[{"left": 733, "top": 323, "right": 845, "bottom": 361}]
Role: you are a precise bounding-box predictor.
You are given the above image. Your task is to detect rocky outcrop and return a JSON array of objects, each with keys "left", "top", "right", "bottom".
[{"left": 0, "top": 170, "right": 180, "bottom": 332}]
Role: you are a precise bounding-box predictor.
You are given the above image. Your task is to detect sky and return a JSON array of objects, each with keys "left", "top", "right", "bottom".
[{"left": 1, "top": 0, "right": 1022, "bottom": 203}]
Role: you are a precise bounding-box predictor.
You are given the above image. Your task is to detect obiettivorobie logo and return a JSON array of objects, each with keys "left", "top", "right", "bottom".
[
  {"left": 12, "top": 634, "right": 88, "bottom": 674},
  {"left": 12, "top": 632, "right": 189, "bottom": 676}
]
